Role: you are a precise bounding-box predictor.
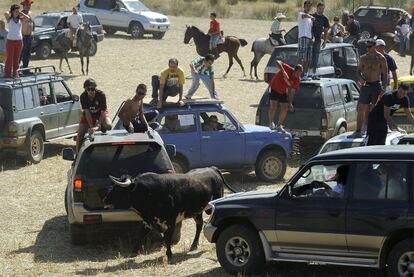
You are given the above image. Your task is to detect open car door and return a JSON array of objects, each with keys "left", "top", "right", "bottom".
[{"left": 284, "top": 25, "right": 298, "bottom": 45}]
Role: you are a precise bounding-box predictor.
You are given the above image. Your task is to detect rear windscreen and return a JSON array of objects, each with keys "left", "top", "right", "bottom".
[
  {"left": 268, "top": 48, "right": 297, "bottom": 67},
  {"left": 293, "top": 85, "right": 324, "bottom": 109},
  {"left": 320, "top": 141, "right": 363, "bottom": 154},
  {"left": 77, "top": 143, "right": 173, "bottom": 178}
]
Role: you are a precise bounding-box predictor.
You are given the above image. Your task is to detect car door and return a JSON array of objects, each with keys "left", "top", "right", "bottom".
[
  {"left": 341, "top": 83, "right": 357, "bottom": 131},
  {"left": 108, "top": 1, "right": 130, "bottom": 28},
  {"left": 274, "top": 163, "right": 348, "bottom": 254},
  {"left": 158, "top": 112, "right": 201, "bottom": 168},
  {"left": 284, "top": 25, "right": 298, "bottom": 44},
  {"left": 87, "top": 0, "right": 113, "bottom": 26},
  {"left": 31, "top": 83, "right": 59, "bottom": 139},
  {"left": 53, "top": 81, "right": 81, "bottom": 136},
  {"left": 199, "top": 111, "right": 244, "bottom": 168},
  {"left": 316, "top": 49, "right": 335, "bottom": 77},
  {"left": 342, "top": 46, "right": 359, "bottom": 82},
  {"left": 324, "top": 85, "right": 345, "bottom": 135},
  {"left": 346, "top": 162, "right": 410, "bottom": 257}
]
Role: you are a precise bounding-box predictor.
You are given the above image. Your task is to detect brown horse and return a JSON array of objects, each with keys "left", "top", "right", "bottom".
[
  {"left": 184, "top": 25, "right": 247, "bottom": 78},
  {"left": 378, "top": 32, "right": 414, "bottom": 75}
]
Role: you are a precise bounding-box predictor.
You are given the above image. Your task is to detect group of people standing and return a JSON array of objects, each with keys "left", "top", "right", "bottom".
[{"left": 1, "top": 0, "right": 34, "bottom": 78}]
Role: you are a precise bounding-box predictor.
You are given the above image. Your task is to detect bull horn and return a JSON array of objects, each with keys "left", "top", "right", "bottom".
[{"left": 109, "top": 175, "right": 132, "bottom": 187}]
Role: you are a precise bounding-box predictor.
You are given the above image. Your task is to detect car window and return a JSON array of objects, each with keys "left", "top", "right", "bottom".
[
  {"left": 324, "top": 86, "right": 342, "bottom": 106},
  {"left": 200, "top": 111, "right": 237, "bottom": 132},
  {"left": 356, "top": 9, "right": 369, "bottom": 17},
  {"left": 292, "top": 85, "right": 323, "bottom": 108},
  {"left": 84, "top": 0, "right": 96, "bottom": 7},
  {"left": 350, "top": 83, "right": 360, "bottom": 101},
  {"left": 292, "top": 163, "right": 350, "bottom": 198},
  {"left": 345, "top": 47, "right": 358, "bottom": 66},
  {"left": 53, "top": 81, "right": 72, "bottom": 103},
  {"left": 159, "top": 113, "right": 197, "bottom": 133},
  {"left": 34, "top": 16, "right": 60, "bottom": 28},
  {"left": 352, "top": 162, "right": 408, "bottom": 201},
  {"left": 22, "top": 87, "right": 35, "bottom": 109},
  {"left": 269, "top": 48, "right": 297, "bottom": 67},
  {"left": 93, "top": 0, "right": 113, "bottom": 10},
  {"left": 35, "top": 83, "right": 54, "bottom": 106},
  {"left": 13, "top": 88, "right": 25, "bottom": 111},
  {"left": 57, "top": 17, "right": 68, "bottom": 29},
  {"left": 341, "top": 84, "right": 352, "bottom": 103},
  {"left": 123, "top": 1, "right": 150, "bottom": 12},
  {"left": 331, "top": 85, "right": 343, "bottom": 103},
  {"left": 83, "top": 14, "right": 100, "bottom": 26},
  {"left": 319, "top": 141, "right": 362, "bottom": 154},
  {"left": 332, "top": 48, "right": 345, "bottom": 67},
  {"left": 318, "top": 50, "right": 332, "bottom": 67}
]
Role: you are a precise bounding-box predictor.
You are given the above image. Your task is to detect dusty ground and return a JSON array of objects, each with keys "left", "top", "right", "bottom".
[{"left": 0, "top": 16, "right": 410, "bottom": 276}]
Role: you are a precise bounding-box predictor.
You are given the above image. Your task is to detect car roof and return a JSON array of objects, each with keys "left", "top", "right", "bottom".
[
  {"left": 81, "top": 130, "right": 164, "bottom": 149},
  {"left": 299, "top": 78, "right": 355, "bottom": 86},
  {"left": 312, "top": 145, "right": 414, "bottom": 161},
  {"left": 324, "top": 131, "right": 402, "bottom": 144},
  {"left": 356, "top": 6, "right": 406, "bottom": 11},
  {"left": 37, "top": 11, "right": 96, "bottom": 17},
  {"left": 145, "top": 100, "right": 227, "bottom": 113},
  {"left": 0, "top": 72, "right": 63, "bottom": 89},
  {"left": 275, "top": 43, "right": 354, "bottom": 50}
]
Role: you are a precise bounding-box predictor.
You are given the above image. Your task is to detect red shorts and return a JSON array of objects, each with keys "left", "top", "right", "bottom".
[{"left": 80, "top": 111, "right": 110, "bottom": 125}]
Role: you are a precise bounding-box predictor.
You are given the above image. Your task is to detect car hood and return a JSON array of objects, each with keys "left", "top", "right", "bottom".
[
  {"left": 34, "top": 27, "right": 55, "bottom": 35},
  {"left": 243, "top": 124, "right": 292, "bottom": 139},
  {"left": 212, "top": 190, "right": 278, "bottom": 205},
  {"left": 133, "top": 10, "right": 168, "bottom": 20}
]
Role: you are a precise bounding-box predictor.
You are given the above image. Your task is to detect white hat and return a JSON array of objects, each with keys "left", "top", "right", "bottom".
[
  {"left": 274, "top": 13, "right": 286, "bottom": 20},
  {"left": 376, "top": 39, "right": 386, "bottom": 46}
]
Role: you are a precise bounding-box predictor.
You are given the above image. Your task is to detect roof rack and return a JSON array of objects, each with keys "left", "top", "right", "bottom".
[
  {"left": 5, "top": 65, "right": 58, "bottom": 87},
  {"left": 184, "top": 99, "right": 224, "bottom": 106}
]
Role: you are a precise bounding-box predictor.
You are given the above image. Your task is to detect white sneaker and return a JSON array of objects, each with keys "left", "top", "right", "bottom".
[
  {"left": 276, "top": 125, "right": 287, "bottom": 133},
  {"left": 269, "top": 122, "right": 276, "bottom": 130}
]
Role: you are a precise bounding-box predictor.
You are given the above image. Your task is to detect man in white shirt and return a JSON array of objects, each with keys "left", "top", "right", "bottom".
[
  {"left": 67, "top": 7, "right": 83, "bottom": 47},
  {"left": 297, "top": 1, "right": 314, "bottom": 79}
]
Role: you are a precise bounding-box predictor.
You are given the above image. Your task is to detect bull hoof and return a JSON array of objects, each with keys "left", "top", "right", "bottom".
[{"left": 189, "top": 244, "right": 198, "bottom": 251}]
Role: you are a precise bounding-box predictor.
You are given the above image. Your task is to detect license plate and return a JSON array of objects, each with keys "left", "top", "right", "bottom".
[{"left": 291, "top": 130, "right": 308, "bottom": 137}]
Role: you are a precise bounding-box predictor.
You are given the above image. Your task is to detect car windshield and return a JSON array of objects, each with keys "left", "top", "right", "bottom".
[
  {"left": 319, "top": 141, "right": 363, "bottom": 154},
  {"left": 293, "top": 85, "right": 324, "bottom": 109},
  {"left": 77, "top": 142, "right": 172, "bottom": 178},
  {"left": 34, "top": 16, "right": 59, "bottom": 28},
  {"left": 123, "top": 0, "right": 150, "bottom": 11},
  {"left": 270, "top": 48, "right": 298, "bottom": 67}
]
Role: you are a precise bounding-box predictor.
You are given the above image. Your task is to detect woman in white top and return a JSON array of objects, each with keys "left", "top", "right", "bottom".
[{"left": 4, "top": 4, "right": 29, "bottom": 78}]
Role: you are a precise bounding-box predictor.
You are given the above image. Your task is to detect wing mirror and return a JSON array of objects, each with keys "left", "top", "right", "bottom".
[
  {"left": 119, "top": 8, "right": 128, "bottom": 13},
  {"left": 62, "top": 147, "right": 76, "bottom": 161},
  {"left": 165, "top": 144, "right": 176, "bottom": 158},
  {"left": 72, "top": 95, "right": 79, "bottom": 102}
]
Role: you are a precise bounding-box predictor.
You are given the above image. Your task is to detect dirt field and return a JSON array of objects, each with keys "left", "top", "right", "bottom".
[{"left": 0, "top": 16, "right": 410, "bottom": 276}]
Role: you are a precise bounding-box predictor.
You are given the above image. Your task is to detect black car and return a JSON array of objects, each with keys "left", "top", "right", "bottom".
[
  {"left": 204, "top": 145, "right": 414, "bottom": 276},
  {"left": 33, "top": 12, "right": 104, "bottom": 59}
]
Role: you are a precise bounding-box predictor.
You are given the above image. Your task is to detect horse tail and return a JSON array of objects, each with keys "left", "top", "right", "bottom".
[{"left": 239, "top": 39, "right": 248, "bottom": 47}]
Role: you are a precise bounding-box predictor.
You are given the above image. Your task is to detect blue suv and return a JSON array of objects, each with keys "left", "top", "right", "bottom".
[{"left": 114, "top": 101, "right": 292, "bottom": 182}]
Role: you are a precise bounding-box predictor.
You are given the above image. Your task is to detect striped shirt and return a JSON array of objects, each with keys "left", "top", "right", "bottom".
[{"left": 192, "top": 56, "right": 214, "bottom": 79}]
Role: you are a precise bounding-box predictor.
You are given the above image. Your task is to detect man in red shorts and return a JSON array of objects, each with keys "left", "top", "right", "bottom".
[
  {"left": 76, "top": 78, "right": 112, "bottom": 153},
  {"left": 268, "top": 60, "right": 303, "bottom": 132}
]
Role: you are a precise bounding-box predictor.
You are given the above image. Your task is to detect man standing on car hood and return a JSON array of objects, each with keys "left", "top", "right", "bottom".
[{"left": 268, "top": 60, "right": 303, "bottom": 132}]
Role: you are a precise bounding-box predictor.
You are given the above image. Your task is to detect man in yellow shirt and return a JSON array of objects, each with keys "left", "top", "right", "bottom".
[{"left": 151, "top": 58, "right": 185, "bottom": 109}]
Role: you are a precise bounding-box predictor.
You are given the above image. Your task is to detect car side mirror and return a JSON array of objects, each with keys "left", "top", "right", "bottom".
[
  {"left": 62, "top": 147, "right": 76, "bottom": 161},
  {"left": 165, "top": 144, "right": 176, "bottom": 158},
  {"left": 72, "top": 95, "right": 79, "bottom": 102}
]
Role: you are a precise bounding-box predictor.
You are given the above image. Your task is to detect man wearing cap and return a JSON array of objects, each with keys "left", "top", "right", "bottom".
[
  {"left": 310, "top": 2, "right": 329, "bottom": 79},
  {"left": 348, "top": 39, "right": 388, "bottom": 139},
  {"left": 297, "top": 1, "right": 314, "bottom": 77},
  {"left": 366, "top": 83, "right": 414, "bottom": 145},
  {"left": 376, "top": 39, "right": 398, "bottom": 92},
  {"left": 270, "top": 12, "right": 286, "bottom": 45},
  {"left": 20, "top": 0, "right": 34, "bottom": 72}
]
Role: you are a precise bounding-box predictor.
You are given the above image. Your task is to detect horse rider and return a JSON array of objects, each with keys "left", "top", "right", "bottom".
[
  {"left": 208, "top": 12, "right": 221, "bottom": 58},
  {"left": 67, "top": 6, "right": 83, "bottom": 48},
  {"left": 270, "top": 12, "right": 286, "bottom": 45}
]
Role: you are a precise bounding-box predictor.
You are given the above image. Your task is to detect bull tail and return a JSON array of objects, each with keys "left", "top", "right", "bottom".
[
  {"left": 250, "top": 40, "right": 256, "bottom": 52},
  {"left": 239, "top": 39, "right": 248, "bottom": 47},
  {"left": 214, "top": 167, "right": 237, "bottom": 194}
]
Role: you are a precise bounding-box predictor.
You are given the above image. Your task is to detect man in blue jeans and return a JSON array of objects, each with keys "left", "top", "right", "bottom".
[{"left": 185, "top": 54, "right": 218, "bottom": 100}]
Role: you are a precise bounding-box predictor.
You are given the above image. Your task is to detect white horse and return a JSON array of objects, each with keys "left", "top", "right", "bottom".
[{"left": 250, "top": 37, "right": 284, "bottom": 80}]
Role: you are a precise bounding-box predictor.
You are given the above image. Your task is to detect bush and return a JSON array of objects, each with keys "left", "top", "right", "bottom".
[{"left": 227, "top": 0, "right": 238, "bottom": 5}]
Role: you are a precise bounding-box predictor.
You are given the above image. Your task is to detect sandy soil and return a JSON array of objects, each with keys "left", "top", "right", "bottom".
[{"left": 0, "top": 16, "right": 409, "bottom": 276}]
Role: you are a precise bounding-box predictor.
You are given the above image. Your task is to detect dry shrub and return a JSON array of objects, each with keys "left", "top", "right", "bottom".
[{"left": 227, "top": 0, "right": 239, "bottom": 6}]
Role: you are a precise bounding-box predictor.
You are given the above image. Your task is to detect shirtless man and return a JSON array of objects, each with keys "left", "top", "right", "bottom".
[
  {"left": 118, "top": 84, "right": 158, "bottom": 133},
  {"left": 20, "top": 0, "right": 34, "bottom": 72},
  {"left": 348, "top": 39, "right": 388, "bottom": 138}
]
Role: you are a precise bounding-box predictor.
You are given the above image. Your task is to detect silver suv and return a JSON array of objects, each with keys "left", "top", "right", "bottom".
[
  {"left": 79, "top": 0, "right": 170, "bottom": 39},
  {"left": 0, "top": 65, "right": 81, "bottom": 163},
  {"left": 62, "top": 130, "right": 180, "bottom": 245}
]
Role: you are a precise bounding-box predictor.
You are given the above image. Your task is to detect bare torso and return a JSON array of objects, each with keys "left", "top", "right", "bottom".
[
  {"left": 21, "top": 11, "right": 33, "bottom": 36},
  {"left": 121, "top": 98, "right": 143, "bottom": 122},
  {"left": 359, "top": 52, "right": 387, "bottom": 83}
]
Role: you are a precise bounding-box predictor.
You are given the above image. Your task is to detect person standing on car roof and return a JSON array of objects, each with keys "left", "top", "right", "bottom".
[
  {"left": 268, "top": 60, "right": 303, "bottom": 132},
  {"left": 76, "top": 79, "right": 112, "bottom": 153},
  {"left": 20, "top": 0, "right": 34, "bottom": 73},
  {"left": 297, "top": 1, "right": 314, "bottom": 79},
  {"left": 310, "top": 2, "right": 329, "bottom": 80},
  {"left": 185, "top": 54, "right": 218, "bottom": 100},
  {"left": 376, "top": 39, "right": 398, "bottom": 92},
  {"left": 366, "top": 83, "right": 414, "bottom": 146},
  {"left": 118, "top": 83, "right": 159, "bottom": 133},
  {"left": 348, "top": 39, "right": 388, "bottom": 139}
]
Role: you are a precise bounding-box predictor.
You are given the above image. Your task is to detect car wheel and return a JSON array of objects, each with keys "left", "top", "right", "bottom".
[
  {"left": 387, "top": 238, "right": 414, "bottom": 277},
  {"left": 130, "top": 22, "right": 144, "bottom": 39},
  {"left": 216, "top": 224, "right": 265, "bottom": 275},
  {"left": 360, "top": 26, "right": 374, "bottom": 39},
  {"left": 26, "top": 130, "right": 44, "bottom": 164},
  {"left": 36, "top": 41, "right": 52, "bottom": 60},
  {"left": 88, "top": 40, "right": 97, "bottom": 56},
  {"left": 171, "top": 156, "right": 188, "bottom": 173},
  {"left": 172, "top": 222, "right": 182, "bottom": 245},
  {"left": 255, "top": 150, "right": 286, "bottom": 182},
  {"left": 337, "top": 125, "right": 347, "bottom": 135},
  {"left": 153, "top": 32, "right": 165, "bottom": 40},
  {"left": 70, "top": 224, "right": 87, "bottom": 245},
  {"left": 104, "top": 27, "right": 116, "bottom": 35}
]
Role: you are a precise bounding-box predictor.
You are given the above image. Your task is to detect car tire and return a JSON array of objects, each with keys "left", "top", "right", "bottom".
[
  {"left": 216, "top": 224, "right": 265, "bottom": 275},
  {"left": 36, "top": 41, "right": 52, "bottom": 60},
  {"left": 171, "top": 156, "right": 188, "bottom": 173},
  {"left": 70, "top": 224, "right": 87, "bottom": 245},
  {"left": 26, "top": 130, "right": 44, "bottom": 164},
  {"left": 360, "top": 25, "right": 374, "bottom": 39},
  {"left": 88, "top": 40, "right": 98, "bottom": 56},
  {"left": 255, "top": 150, "right": 286, "bottom": 182},
  {"left": 337, "top": 125, "right": 347, "bottom": 135},
  {"left": 172, "top": 222, "right": 182, "bottom": 245},
  {"left": 130, "top": 22, "right": 144, "bottom": 39},
  {"left": 387, "top": 238, "right": 414, "bottom": 277},
  {"left": 104, "top": 27, "right": 116, "bottom": 35},
  {"left": 0, "top": 105, "right": 5, "bottom": 131},
  {"left": 153, "top": 32, "right": 165, "bottom": 40}
]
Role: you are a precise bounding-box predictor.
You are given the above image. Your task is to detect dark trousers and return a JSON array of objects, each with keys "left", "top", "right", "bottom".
[
  {"left": 151, "top": 75, "right": 180, "bottom": 100},
  {"left": 270, "top": 33, "right": 285, "bottom": 45},
  {"left": 21, "top": 35, "right": 32, "bottom": 70},
  {"left": 311, "top": 40, "right": 322, "bottom": 73},
  {"left": 367, "top": 119, "right": 387, "bottom": 146},
  {"left": 123, "top": 111, "right": 159, "bottom": 133}
]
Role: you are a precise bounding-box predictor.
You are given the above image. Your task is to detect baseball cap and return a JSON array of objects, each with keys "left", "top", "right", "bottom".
[{"left": 376, "top": 39, "right": 386, "bottom": 46}]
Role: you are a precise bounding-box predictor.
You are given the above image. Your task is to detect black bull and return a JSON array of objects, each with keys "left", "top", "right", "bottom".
[{"left": 103, "top": 167, "right": 236, "bottom": 261}]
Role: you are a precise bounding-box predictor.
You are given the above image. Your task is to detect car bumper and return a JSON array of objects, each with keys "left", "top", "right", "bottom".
[
  {"left": 0, "top": 135, "right": 26, "bottom": 149},
  {"left": 144, "top": 23, "right": 170, "bottom": 33},
  {"left": 95, "top": 33, "right": 104, "bottom": 42},
  {"left": 203, "top": 223, "right": 218, "bottom": 243}
]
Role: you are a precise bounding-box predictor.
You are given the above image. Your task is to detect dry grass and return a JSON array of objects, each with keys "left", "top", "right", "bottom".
[{"left": 0, "top": 14, "right": 410, "bottom": 276}]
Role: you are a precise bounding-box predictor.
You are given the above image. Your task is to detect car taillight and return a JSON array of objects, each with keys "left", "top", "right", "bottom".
[
  {"left": 83, "top": 214, "right": 102, "bottom": 223},
  {"left": 74, "top": 178, "right": 83, "bottom": 191},
  {"left": 8, "top": 122, "right": 18, "bottom": 136},
  {"left": 321, "top": 113, "right": 328, "bottom": 129}
]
